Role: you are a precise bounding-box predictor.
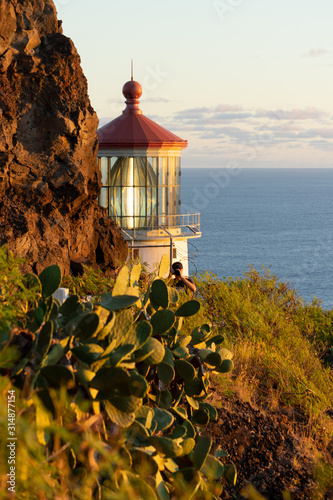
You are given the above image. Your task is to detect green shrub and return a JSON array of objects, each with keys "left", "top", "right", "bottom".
[
  {"left": 196, "top": 267, "right": 333, "bottom": 421},
  {"left": 0, "top": 246, "right": 41, "bottom": 337},
  {"left": 61, "top": 265, "right": 114, "bottom": 298}
]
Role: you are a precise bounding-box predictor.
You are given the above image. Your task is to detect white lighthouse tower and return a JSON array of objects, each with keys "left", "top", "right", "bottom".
[{"left": 97, "top": 77, "right": 201, "bottom": 276}]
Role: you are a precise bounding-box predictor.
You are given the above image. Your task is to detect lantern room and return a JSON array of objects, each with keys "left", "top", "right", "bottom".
[{"left": 97, "top": 77, "right": 201, "bottom": 275}]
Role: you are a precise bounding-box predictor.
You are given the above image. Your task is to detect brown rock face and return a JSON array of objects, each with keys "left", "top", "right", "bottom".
[{"left": 0, "top": 0, "right": 127, "bottom": 275}]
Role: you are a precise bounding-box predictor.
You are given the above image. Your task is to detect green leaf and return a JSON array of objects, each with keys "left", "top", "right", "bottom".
[
  {"left": 180, "top": 438, "right": 196, "bottom": 457},
  {"left": 172, "top": 346, "right": 190, "bottom": 359},
  {"left": 169, "top": 425, "right": 187, "bottom": 439},
  {"left": 167, "top": 286, "right": 179, "bottom": 305},
  {"left": 39, "top": 265, "right": 62, "bottom": 299},
  {"left": 217, "top": 348, "right": 233, "bottom": 360},
  {"left": 191, "top": 327, "right": 210, "bottom": 346},
  {"left": 191, "top": 408, "right": 210, "bottom": 426},
  {"left": 158, "top": 254, "right": 170, "bottom": 278},
  {"left": 198, "top": 348, "right": 212, "bottom": 361},
  {"left": 223, "top": 464, "right": 237, "bottom": 486},
  {"left": 150, "top": 309, "right": 175, "bottom": 335},
  {"left": 129, "top": 374, "right": 148, "bottom": 398},
  {"left": 182, "top": 419, "right": 195, "bottom": 438},
  {"left": 90, "top": 366, "right": 131, "bottom": 394},
  {"left": 135, "top": 406, "right": 154, "bottom": 429},
  {"left": 130, "top": 262, "right": 141, "bottom": 286},
  {"left": 73, "top": 312, "right": 100, "bottom": 341},
  {"left": 172, "top": 467, "right": 200, "bottom": 490},
  {"left": 206, "top": 334, "right": 224, "bottom": 347},
  {"left": 75, "top": 369, "right": 96, "bottom": 390},
  {"left": 156, "top": 470, "right": 171, "bottom": 500},
  {"left": 120, "top": 471, "right": 158, "bottom": 499},
  {"left": 214, "top": 359, "right": 234, "bottom": 373},
  {"left": 149, "top": 436, "right": 183, "bottom": 458},
  {"left": 157, "top": 362, "right": 175, "bottom": 385},
  {"left": 162, "top": 347, "right": 174, "bottom": 367},
  {"left": 126, "top": 320, "right": 152, "bottom": 349},
  {"left": 59, "top": 295, "right": 80, "bottom": 315},
  {"left": 99, "top": 293, "right": 139, "bottom": 311},
  {"left": 72, "top": 344, "right": 104, "bottom": 364},
  {"left": 201, "top": 454, "right": 225, "bottom": 480},
  {"left": 185, "top": 378, "right": 203, "bottom": 397},
  {"left": 104, "top": 400, "right": 135, "bottom": 428},
  {"left": 109, "top": 344, "right": 136, "bottom": 366},
  {"left": 174, "top": 359, "right": 195, "bottom": 380},
  {"left": 199, "top": 402, "right": 218, "bottom": 421},
  {"left": 178, "top": 335, "right": 192, "bottom": 348},
  {"left": 112, "top": 265, "right": 129, "bottom": 296},
  {"left": 151, "top": 279, "right": 169, "bottom": 309},
  {"left": 109, "top": 394, "right": 141, "bottom": 413},
  {"left": 94, "top": 306, "right": 115, "bottom": 340},
  {"left": 214, "top": 447, "right": 228, "bottom": 459},
  {"left": 185, "top": 395, "right": 199, "bottom": 410},
  {"left": 40, "top": 365, "right": 74, "bottom": 387},
  {"left": 34, "top": 307, "right": 44, "bottom": 327},
  {"left": 175, "top": 300, "right": 201, "bottom": 317},
  {"left": 135, "top": 337, "right": 165, "bottom": 365},
  {"left": 192, "top": 436, "right": 212, "bottom": 471},
  {"left": 172, "top": 406, "right": 187, "bottom": 419},
  {"left": 153, "top": 408, "right": 175, "bottom": 432},
  {"left": 43, "top": 341, "right": 68, "bottom": 366},
  {"left": 110, "top": 309, "right": 133, "bottom": 348},
  {"left": 157, "top": 388, "right": 172, "bottom": 409},
  {"left": 204, "top": 351, "right": 222, "bottom": 368}
]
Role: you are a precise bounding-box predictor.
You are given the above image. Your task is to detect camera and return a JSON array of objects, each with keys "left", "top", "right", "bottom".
[{"left": 171, "top": 262, "right": 183, "bottom": 277}]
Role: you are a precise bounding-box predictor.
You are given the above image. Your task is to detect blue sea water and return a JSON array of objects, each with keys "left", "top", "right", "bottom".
[{"left": 181, "top": 168, "right": 333, "bottom": 309}]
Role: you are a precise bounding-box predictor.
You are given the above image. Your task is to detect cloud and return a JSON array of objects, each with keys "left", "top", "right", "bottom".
[
  {"left": 175, "top": 104, "right": 245, "bottom": 120},
  {"left": 308, "top": 139, "right": 333, "bottom": 151},
  {"left": 255, "top": 107, "right": 326, "bottom": 120},
  {"left": 302, "top": 49, "right": 330, "bottom": 58},
  {"left": 142, "top": 96, "right": 173, "bottom": 103},
  {"left": 296, "top": 128, "right": 333, "bottom": 139},
  {"left": 98, "top": 101, "right": 331, "bottom": 166},
  {"left": 198, "top": 126, "right": 253, "bottom": 141},
  {"left": 214, "top": 104, "right": 243, "bottom": 112}
]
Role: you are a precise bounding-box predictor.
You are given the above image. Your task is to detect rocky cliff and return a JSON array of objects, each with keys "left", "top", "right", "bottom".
[{"left": 0, "top": 0, "right": 127, "bottom": 275}]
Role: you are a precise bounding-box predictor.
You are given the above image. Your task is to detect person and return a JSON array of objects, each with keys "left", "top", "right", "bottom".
[{"left": 170, "top": 261, "right": 196, "bottom": 295}]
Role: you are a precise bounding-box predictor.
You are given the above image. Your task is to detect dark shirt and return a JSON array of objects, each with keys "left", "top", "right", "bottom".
[{"left": 174, "top": 276, "right": 195, "bottom": 292}]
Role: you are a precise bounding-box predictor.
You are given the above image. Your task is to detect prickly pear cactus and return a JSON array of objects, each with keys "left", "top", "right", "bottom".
[{"left": 2, "top": 255, "right": 236, "bottom": 499}]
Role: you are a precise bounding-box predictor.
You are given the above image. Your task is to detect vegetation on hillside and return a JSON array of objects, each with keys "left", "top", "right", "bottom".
[
  {"left": 0, "top": 248, "right": 235, "bottom": 499},
  {"left": 0, "top": 246, "right": 332, "bottom": 498},
  {"left": 194, "top": 267, "right": 333, "bottom": 433}
]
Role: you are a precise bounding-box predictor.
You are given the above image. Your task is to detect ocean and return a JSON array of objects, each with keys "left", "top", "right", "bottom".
[{"left": 181, "top": 168, "right": 333, "bottom": 309}]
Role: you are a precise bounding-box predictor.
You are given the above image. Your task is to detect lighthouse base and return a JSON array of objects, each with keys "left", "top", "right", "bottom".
[{"left": 126, "top": 238, "right": 190, "bottom": 277}]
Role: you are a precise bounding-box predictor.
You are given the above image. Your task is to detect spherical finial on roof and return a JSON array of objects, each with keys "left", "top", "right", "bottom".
[{"left": 122, "top": 80, "right": 142, "bottom": 100}]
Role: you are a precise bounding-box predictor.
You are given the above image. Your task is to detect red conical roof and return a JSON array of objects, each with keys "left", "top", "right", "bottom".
[{"left": 97, "top": 80, "right": 187, "bottom": 150}]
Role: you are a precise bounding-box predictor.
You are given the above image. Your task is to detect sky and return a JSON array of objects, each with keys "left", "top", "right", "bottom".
[{"left": 55, "top": 0, "right": 333, "bottom": 168}]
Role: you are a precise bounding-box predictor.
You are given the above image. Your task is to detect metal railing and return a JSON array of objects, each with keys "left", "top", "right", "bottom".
[{"left": 115, "top": 212, "right": 201, "bottom": 239}]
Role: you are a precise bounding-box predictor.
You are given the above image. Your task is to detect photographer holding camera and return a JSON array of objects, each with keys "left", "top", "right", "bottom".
[{"left": 170, "top": 261, "right": 196, "bottom": 295}]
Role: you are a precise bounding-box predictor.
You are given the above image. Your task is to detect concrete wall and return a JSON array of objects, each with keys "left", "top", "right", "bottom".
[{"left": 128, "top": 238, "right": 189, "bottom": 276}]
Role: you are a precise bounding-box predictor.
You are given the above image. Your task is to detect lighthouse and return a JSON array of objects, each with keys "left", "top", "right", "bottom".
[{"left": 97, "top": 76, "right": 201, "bottom": 276}]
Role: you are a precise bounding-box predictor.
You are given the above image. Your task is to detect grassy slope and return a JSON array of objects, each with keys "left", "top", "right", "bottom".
[
  {"left": 190, "top": 267, "right": 333, "bottom": 497},
  {"left": 184, "top": 267, "right": 333, "bottom": 440},
  {"left": 2, "top": 248, "right": 333, "bottom": 496}
]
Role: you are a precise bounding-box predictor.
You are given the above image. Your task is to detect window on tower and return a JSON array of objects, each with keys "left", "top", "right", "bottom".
[{"left": 98, "top": 155, "right": 181, "bottom": 230}]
